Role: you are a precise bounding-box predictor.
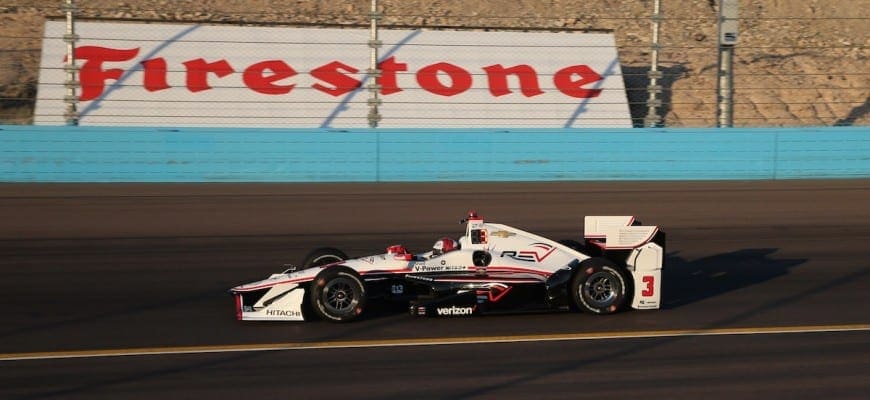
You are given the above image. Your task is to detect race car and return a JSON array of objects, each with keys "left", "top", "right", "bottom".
[{"left": 231, "top": 211, "right": 665, "bottom": 322}]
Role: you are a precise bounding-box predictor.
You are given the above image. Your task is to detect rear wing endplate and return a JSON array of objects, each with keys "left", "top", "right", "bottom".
[{"left": 584, "top": 216, "right": 659, "bottom": 250}]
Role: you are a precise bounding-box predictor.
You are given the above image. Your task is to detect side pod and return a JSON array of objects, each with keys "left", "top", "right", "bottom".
[{"left": 544, "top": 259, "right": 581, "bottom": 307}]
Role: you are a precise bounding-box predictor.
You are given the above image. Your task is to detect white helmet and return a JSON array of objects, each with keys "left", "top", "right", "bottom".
[{"left": 432, "top": 237, "right": 459, "bottom": 256}]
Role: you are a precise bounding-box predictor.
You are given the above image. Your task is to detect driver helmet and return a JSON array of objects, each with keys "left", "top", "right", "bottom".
[{"left": 432, "top": 237, "right": 459, "bottom": 256}]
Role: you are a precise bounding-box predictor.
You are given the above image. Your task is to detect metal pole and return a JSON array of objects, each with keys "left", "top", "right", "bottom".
[
  {"left": 62, "top": 0, "right": 79, "bottom": 126},
  {"left": 644, "top": 0, "right": 663, "bottom": 128},
  {"left": 366, "top": 0, "right": 382, "bottom": 128},
  {"left": 717, "top": 46, "right": 734, "bottom": 127},
  {"left": 716, "top": 0, "right": 739, "bottom": 127}
]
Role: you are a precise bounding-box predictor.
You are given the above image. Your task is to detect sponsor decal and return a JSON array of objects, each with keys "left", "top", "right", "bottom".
[
  {"left": 266, "top": 309, "right": 302, "bottom": 317},
  {"left": 481, "top": 284, "right": 513, "bottom": 302},
  {"left": 413, "top": 264, "right": 467, "bottom": 273},
  {"left": 500, "top": 243, "right": 557, "bottom": 263},
  {"left": 436, "top": 305, "right": 476, "bottom": 316},
  {"left": 36, "top": 23, "right": 631, "bottom": 128},
  {"left": 491, "top": 230, "right": 516, "bottom": 238},
  {"left": 69, "top": 48, "right": 605, "bottom": 101}
]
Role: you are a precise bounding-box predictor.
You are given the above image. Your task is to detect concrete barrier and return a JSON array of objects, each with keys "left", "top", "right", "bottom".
[{"left": 1, "top": 126, "right": 867, "bottom": 182}]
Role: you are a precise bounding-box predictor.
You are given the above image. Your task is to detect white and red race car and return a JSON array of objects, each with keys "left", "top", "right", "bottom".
[{"left": 231, "top": 212, "right": 665, "bottom": 322}]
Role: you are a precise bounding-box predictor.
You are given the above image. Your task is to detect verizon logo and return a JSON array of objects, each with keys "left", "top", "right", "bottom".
[{"left": 436, "top": 306, "right": 475, "bottom": 316}]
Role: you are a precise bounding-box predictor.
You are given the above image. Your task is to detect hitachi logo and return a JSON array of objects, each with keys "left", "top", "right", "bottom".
[
  {"left": 266, "top": 309, "right": 302, "bottom": 317},
  {"left": 436, "top": 306, "right": 475, "bottom": 316}
]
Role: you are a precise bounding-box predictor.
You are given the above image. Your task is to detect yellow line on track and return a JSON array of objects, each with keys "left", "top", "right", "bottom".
[{"left": 2, "top": 323, "right": 868, "bottom": 362}]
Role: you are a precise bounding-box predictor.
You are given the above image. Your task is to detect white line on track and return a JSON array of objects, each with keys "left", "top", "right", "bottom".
[{"left": 2, "top": 324, "right": 868, "bottom": 362}]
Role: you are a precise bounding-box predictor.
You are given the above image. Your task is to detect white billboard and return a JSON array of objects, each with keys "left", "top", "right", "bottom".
[{"left": 36, "top": 21, "right": 631, "bottom": 128}]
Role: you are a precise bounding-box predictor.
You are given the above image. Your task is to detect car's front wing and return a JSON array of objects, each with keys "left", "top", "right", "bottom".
[{"left": 234, "top": 282, "right": 307, "bottom": 321}]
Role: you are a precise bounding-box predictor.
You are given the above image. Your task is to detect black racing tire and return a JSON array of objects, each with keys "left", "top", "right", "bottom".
[
  {"left": 309, "top": 267, "right": 367, "bottom": 322},
  {"left": 302, "top": 247, "right": 348, "bottom": 269},
  {"left": 570, "top": 258, "right": 628, "bottom": 315},
  {"left": 558, "top": 239, "right": 585, "bottom": 252}
]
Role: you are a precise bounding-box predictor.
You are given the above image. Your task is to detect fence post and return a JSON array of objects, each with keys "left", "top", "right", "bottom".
[
  {"left": 644, "top": 0, "right": 663, "bottom": 128},
  {"left": 62, "top": 0, "right": 79, "bottom": 126},
  {"left": 367, "top": 0, "right": 382, "bottom": 128},
  {"left": 717, "top": 0, "right": 739, "bottom": 127}
]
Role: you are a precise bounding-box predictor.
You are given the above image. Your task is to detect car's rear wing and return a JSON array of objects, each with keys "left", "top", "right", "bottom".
[
  {"left": 583, "top": 216, "right": 660, "bottom": 250},
  {"left": 584, "top": 216, "right": 665, "bottom": 310}
]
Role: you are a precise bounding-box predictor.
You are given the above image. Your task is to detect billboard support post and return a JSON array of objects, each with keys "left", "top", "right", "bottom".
[
  {"left": 367, "top": 0, "right": 382, "bottom": 128},
  {"left": 644, "top": 0, "right": 663, "bottom": 128},
  {"left": 717, "top": 0, "right": 739, "bottom": 127},
  {"left": 62, "top": 0, "right": 79, "bottom": 126}
]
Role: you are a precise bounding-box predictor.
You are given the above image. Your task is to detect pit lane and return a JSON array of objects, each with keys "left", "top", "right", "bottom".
[{"left": 1, "top": 181, "right": 868, "bottom": 399}]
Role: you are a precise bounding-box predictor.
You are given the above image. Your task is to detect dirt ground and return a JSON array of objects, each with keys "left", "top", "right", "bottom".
[{"left": 0, "top": 0, "right": 867, "bottom": 126}]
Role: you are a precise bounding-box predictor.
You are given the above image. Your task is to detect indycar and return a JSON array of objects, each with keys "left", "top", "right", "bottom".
[{"left": 231, "top": 212, "right": 665, "bottom": 322}]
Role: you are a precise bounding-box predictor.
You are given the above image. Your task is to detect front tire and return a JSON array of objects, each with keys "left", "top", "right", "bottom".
[
  {"left": 302, "top": 247, "right": 347, "bottom": 269},
  {"left": 570, "top": 259, "right": 627, "bottom": 314},
  {"left": 309, "top": 267, "right": 366, "bottom": 322}
]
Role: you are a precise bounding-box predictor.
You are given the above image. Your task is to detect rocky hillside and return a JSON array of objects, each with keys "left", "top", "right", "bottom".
[{"left": 1, "top": 0, "right": 866, "bottom": 126}]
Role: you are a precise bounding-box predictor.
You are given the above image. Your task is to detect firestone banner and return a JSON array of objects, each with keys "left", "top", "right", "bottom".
[{"left": 36, "top": 21, "right": 632, "bottom": 128}]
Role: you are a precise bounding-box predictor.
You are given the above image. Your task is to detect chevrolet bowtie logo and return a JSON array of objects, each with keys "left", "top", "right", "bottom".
[{"left": 491, "top": 230, "right": 516, "bottom": 238}]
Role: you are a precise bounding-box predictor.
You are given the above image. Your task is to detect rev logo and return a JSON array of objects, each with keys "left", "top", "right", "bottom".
[{"left": 501, "top": 243, "right": 556, "bottom": 263}]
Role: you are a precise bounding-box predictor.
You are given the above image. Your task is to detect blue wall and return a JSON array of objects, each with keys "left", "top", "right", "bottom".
[{"left": 1, "top": 125, "right": 868, "bottom": 182}]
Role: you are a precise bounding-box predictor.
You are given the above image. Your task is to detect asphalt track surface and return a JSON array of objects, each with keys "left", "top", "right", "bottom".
[{"left": 0, "top": 181, "right": 868, "bottom": 399}]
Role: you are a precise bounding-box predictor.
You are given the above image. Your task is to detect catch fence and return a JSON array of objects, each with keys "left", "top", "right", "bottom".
[{"left": 0, "top": 0, "right": 866, "bottom": 127}]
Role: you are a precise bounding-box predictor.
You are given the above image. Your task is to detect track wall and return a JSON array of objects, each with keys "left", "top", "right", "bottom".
[{"left": 1, "top": 126, "right": 867, "bottom": 182}]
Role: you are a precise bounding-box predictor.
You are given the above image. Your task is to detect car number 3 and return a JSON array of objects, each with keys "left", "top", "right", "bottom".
[{"left": 641, "top": 276, "right": 655, "bottom": 297}]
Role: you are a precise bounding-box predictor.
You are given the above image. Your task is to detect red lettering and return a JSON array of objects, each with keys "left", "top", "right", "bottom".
[
  {"left": 243, "top": 60, "right": 296, "bottom": 95},
  {"left": 311, "top": 61, "right": 360, "bottom": 96},
  {"left": 141, "top": 58, "right": 170, "bottom": 92},
  {"left": 482, "top": 64, "right": 544, "bottom": 97},
  {"left": 553, "top": 65, "right": 602, "bottom": 98},
  {"left": 183, "top": 58, "right": 235, "bottom": 93},
  {"left": 74, "top": 46, "right": 140, "bottom": 101},
  {"left": 378, "top": 56, "right": 408, "bottom": 95},
  {"left": 65, "top": 46, "right": 609, "bottom": 101},
  {"left": 642, "top": 276, "right": 655, "bottom": 297},
  {"left": 416, "top": 62, "right": 472, "bottom": 97}
]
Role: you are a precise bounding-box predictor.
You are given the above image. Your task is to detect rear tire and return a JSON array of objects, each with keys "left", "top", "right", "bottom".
[
  {"left": 570, "top": 259, "right": 627, "bottom": 314},
  {"left": 302, "top": 247, "right": 347, "bottom": 269},
  {"left": 309, "top": 267, "right": 366, "bottom": 322},
  {"left": 558, "top": 239, "right": 586, "bottom": 253}
]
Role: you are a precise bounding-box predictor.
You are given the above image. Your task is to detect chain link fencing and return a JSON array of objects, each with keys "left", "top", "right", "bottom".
[{"left": 0, "top": 0, "right": 866, "bottom": 127}]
